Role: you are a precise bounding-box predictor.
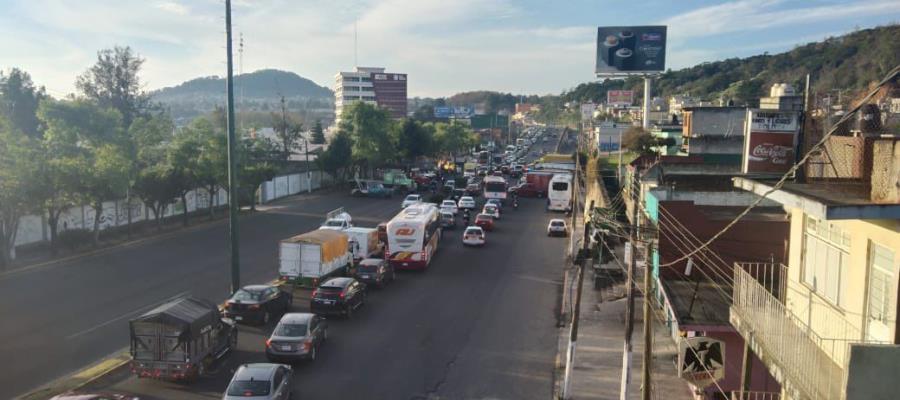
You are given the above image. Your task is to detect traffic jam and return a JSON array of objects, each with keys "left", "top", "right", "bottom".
[{"left": 109, "top": 127, "right": 574, "bottom": 399}]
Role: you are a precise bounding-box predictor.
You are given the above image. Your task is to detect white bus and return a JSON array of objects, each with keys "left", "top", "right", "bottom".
[
  {"left": 482, "top": 175, "right": 508, "bottom": 203},
  {"left": 386, "top": 203, "right": 442, "bottom": 270},
  {"left": 547, "top": 174, "right": 573, "bottom": 212}
]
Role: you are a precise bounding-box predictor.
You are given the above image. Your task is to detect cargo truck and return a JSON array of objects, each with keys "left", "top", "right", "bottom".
[
  {"left": 129, "top": 297, "right": 236, "bottom": 381},
  {"left": 344, "top": 227, "right": 383, "bottom": 262},
  {"left": 279, "top": 229, "right": 351, "bottom": 286}
]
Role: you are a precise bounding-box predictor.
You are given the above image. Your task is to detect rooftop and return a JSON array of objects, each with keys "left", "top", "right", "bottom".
[
  {"left": 660, "top": 278, "right": 731, "bottom": 330},
  {"left": 734, "top": 177, "right": 900, "bottom": 220}
]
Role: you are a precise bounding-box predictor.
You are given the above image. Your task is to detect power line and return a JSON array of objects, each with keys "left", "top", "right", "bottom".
[{"left": 660, "top": 64, "right": 900, "bottom": 268}]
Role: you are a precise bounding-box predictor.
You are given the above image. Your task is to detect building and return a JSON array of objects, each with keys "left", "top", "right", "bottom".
[
  {"left": 759, "top": 83, "right": 804, "bottom": 112},
  {"left": 730, "top": 136, "right": 900, "bottom": 400},
  {"left": 334, "top": 66, "right": 407, "bottom": 126},
  {"left": 681, "top": 106, "right": 748, "bottom": 164}
]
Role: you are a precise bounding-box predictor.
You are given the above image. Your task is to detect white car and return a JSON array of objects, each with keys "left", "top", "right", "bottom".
[
  {"left": 401, "top": 194, "right": 422, "bottom": 208},
  {"left": 462, "top": 226, "right": 485, "bottom": 246},
  {"left": 482, "top": 204, "right": 500, "bottom": 220},
  {"left": 547, "top": 219, "right": 568, "bottom": 237},
  {"left": 457, "top": 196, "right": 476, "bottom": 210},
  {"left": 440, "top": 200, "right": 459, "bottom": 215}
]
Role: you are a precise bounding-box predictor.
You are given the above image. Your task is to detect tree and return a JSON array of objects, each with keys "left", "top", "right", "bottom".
[
  {"left": 184, "top": 118, "right": 227, "bottom": 219},
  {"left": 76, "top": 46, "right": 149, "bottom": 128},
  {"left": 132, "top": 164, "right": 181, "bottom": 230},
  {"left": 338, "top": 102, "right": 395, "bottom": 175},
  {"left": 167, "top": 130, "right": 202, "bottom": 226},
  {"left": 394, "top": 118, "right": 432, "bottom": 163},
  {"left": 317, "top": 131, "right": 353, "bottom": 183},
  {"left": 622, "top": 127, "right": 675, "bottom": 156},
  {"left": 39, "top": 99, "right": 130, "bottom": 245},
  {"left": 126, "top": 114, "right": 174, "bottom": 232},
  {"left": 0, "top": 115, "right": 39, "bottom": 268},
  {"left": 435, "top": 122, "right": 477, "bottom": 157},
  {"left": 0, "top": 68, "right": 47, "bottom": 138},
  {"left": 271, "top": 111, "right": 303, "bottom": 158},
  {"left": 310, "top": 120, "right": 326, "bottom": 144}
]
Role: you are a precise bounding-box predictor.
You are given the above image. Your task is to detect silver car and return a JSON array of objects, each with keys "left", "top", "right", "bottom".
[
  {"left": 265, "top": 313, "right": 328, "bottom": 362},
  {"left": 223, "top": 363, "right": 292, "bottom": 400}
]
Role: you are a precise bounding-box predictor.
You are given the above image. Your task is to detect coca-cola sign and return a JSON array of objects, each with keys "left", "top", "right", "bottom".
[{"left": 743, "top": 132, "right": 796, "bottom": 173}]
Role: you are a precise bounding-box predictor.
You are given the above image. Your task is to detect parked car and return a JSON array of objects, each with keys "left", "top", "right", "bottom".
[
  {"left": 354, "top": 258, "right": 395, "bottom": 288},
  {"left": 440, "top": 211, "right": 456, "bottom": 229},
  {"left": 547, "top": 219, "right": 568, "bottom": 237},
  {"left": 482, "top": 204, "right": 501, "bottom": 220},
  {"left": 462, "top": 226, "right": 485, "bottom": 246},
  {"left": 223, "top": 363, "right": 293, "bottom": 400},
  {"left": 474, "top": 213, "right": 495, "bottom": 231},
  {"left": 440, "top": 200, "right": 459, "bottom": 215},
  {"left": 457, "top": 196, "right": 477, "bottom": 210},
  {"left": 265, "top": 313, "right": 328, "bottom": 363},
  {"left": 225, "top": 285, "right": 293, "bottom": 325},
  {"left": 310, "top": 277, "right": 366, "bottom": 318},
  {"left": 401, "top": 194, "right": 422, "bottom": 208}
]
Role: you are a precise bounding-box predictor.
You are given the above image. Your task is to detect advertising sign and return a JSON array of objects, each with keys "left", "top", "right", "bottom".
[
  {"left": 434, "top": 106, "right": 452, "bottom": 119},
  {"left": 678, "top": 337, "right": 725, "bottom": 389},
  {"left": 607, "top": 90, "right": 634, "bottom": 106},
  {"left": 580, "top": 103, "right": 596, "bottom": 121},
  {"left": 435, "top": 106, "right": 474, "bottom": 119},
  {"left": 742, "top": 109, "right": 800, "bottom": 174},
  {"left": 596, "top": 26, "right": 667, "bottom": 75}
]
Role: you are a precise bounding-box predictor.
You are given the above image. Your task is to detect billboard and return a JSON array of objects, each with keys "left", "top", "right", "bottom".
[
  {"left": 580, "top": 103, "right": 596, "bottom": 121},
  {"left": 742, "top": 109, "right": 800, "bottom": 174},
  {"left": 434, "top": 106, "right": 452, "bottom": 118},
  {"left": 433, "top": 106, "right": 474, "bottom": 119},
  {"left": 596, "top": 26, "right": 667, "bottom": 75},
  {"left": 607, "top": 90, "right": 634, "bottom": 106}
]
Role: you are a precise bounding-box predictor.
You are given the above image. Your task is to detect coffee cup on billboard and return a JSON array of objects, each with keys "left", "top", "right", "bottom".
[
  {"left": 614, "top": 48, "right": 633, "bottom": 70},
  {"left": 601, "top": 34, "right": 619, "bottom": 65},
  {"left": 619, "top": 30, "right": 635, "bottom": 49}
]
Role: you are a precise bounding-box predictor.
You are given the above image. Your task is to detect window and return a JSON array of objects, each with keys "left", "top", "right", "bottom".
[
  {"left": 802, "top": 215, "right": 849, "bottom": 306},
  {"left": 868, "top": 243, "right": 896, "bottom": 323}
]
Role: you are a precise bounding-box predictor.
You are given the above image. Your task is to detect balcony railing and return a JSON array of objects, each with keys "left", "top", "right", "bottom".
[
  {"left": 731, "top": 391, "right": 781, "bottom": 400},
  {"left": 731, "top": 262, "right": 888, "bottom": 400}
]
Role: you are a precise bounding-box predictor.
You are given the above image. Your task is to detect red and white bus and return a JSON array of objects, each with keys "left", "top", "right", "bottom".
[
  {"left": 386, "top": 203, "right": 442, "bottom": 270},
  {"left": 482, "top": 175, "right": 508, "bottom": 204}
]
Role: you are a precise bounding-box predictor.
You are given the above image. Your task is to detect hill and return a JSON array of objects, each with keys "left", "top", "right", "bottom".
[
  {"left": 561, "top": 24, "right": 900, "bottom": 106},
  {"left": 152, "top": 69, "right": 334, "bottom": 124}
]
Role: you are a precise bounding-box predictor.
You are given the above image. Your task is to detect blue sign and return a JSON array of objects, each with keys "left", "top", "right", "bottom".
[
  {"left": 434, "top": 107, "right": 452, "bottom": 118},
  {"left": 600, "top": 142, "right": 620, "bottom": 152},
  {"left": 433, "top": 106, "right": 474, "bottom": 119}
]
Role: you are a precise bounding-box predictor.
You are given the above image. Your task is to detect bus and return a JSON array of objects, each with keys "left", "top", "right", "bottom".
[
  {"left": 386, "top": 203, "right": 441, "bottom": 270},
  {"left": 477, "top": 150, "right": 490, "bottom": 164},
  {"left": 547, "top": 173, "right": 573, "bottom": 212},
  {"left": 483, "top": 175, "right": 509, "bottom": 204}
]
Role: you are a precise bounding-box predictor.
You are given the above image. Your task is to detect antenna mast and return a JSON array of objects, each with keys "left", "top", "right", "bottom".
[{"left": 354, "top": 19, "right": 358, "bottom": 68}]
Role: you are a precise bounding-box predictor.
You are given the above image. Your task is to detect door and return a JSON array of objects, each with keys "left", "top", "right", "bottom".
[
  {"left": 300, "top": 243, "right": 322, "bottom": 277},
  {"left": 280, "top": 243, "right": 301, "bottom": 278},
  {"left": 866, "top": 242, "right": 897, "bottom": 342}
]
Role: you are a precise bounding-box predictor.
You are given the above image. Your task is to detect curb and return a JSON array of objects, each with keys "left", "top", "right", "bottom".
[{"left": 16, "top": 349, "right": 131, "bottom": 400}]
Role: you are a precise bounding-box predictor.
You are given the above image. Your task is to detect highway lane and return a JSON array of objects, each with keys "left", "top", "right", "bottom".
[
  {"left": 91, "top": 194, "right": 567, "bottom": 400},
  {"left": 0, "top": 192, "right": 402, "bottom": 399}
]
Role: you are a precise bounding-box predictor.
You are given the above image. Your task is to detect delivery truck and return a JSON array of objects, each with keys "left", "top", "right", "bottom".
[
  {"left": 129, "top": 297, "right": 236, "bottom": 381},
  {"left": 279, "top": 229, "right": 351, "bottom": 286},
  {"left": 344, "top": 226, "right": 382, "bottom": 261}
]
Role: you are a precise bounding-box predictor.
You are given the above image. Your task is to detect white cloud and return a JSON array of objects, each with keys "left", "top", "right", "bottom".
[{"left": 156, "top": 1, "right": 189, "bottom": 16}]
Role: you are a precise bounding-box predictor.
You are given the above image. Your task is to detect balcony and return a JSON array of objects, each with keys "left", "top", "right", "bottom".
[{"left": 730, "top": 263, "right": 892, "bottom": 400}]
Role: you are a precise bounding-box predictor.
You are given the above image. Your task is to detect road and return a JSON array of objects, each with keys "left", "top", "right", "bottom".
[{"left": 3, "top": 130, "right": 565, "bottom": 399}]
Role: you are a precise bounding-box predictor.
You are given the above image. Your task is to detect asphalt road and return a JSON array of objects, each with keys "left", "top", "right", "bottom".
[{"left": 3, "top": 129, "right": 564, "bottom": 400}]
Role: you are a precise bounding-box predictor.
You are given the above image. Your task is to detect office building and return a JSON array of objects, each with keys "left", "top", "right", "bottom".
[{"left": 334, "top": 67, "right": 407, "bottom": 126}]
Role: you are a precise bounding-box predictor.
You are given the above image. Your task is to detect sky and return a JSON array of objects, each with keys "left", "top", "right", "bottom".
[{"left": 1, "top": 0, "right": 898, "bottom": 98}]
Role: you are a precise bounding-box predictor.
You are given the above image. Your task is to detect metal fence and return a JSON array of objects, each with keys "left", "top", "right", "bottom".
[
  {"left": 732, "top": 263, "right": 889, "bottom": 400},
  {"left": 731, "top": 391, "right": 781, "bottom": 400}
]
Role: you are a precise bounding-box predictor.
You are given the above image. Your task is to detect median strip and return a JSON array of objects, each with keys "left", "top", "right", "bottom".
[{"left": 17, "top": 349, "right": 131, "bottom": 400}]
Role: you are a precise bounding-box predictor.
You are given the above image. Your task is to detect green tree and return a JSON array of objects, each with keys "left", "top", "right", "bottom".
[
  {"left": 394, "top": 118, "right": 433, "bottom": 163},
  {"left": 76, "top": 46, "right": 149, "bottom": 128},
  {"left": 132, "top": 164, "right": 181, "bottom": 230},
  {"left": 184, "top": 118, "right": 227, "bottom": 219},
  {"left": 0, "top": 115, "right": 39, "bottom": 268},
  {"left": 310, "top": 120, "right": 326, "bottom": 144},
  {"left": 125, "top": 114, "right": 174, "bottom": 232},
  {"left": 0, "top": 68, "right": 47, "bottom": 138},
  {"left": 435, "top": 122, "right": 477, "bottom": 157},
  {"left": 339, "top": 102, "right": 395, "bottom": 175},
  {"left": 317, "top": 131, "right": 353, "bottom": 183},
  {"left": 271, "top": 111, "right": 303, "bottom": 158},
  {"left": 622, "top": 127, "right": 675, "bottom": 156}
]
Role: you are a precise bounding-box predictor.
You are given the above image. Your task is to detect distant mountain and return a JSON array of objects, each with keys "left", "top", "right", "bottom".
[
  {"left": 152, "top": 69, "right": 334, "bottom": 124},
  {"left": 561, "top": 24, "right": 900, "bottom": 106}
]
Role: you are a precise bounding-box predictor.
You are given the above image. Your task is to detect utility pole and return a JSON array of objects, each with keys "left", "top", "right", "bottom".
[
  {"left": 562, "top": 256, "right": 589, "bottom": 399},
  {"left": 224, "top": 0, "right": 241, "bottom": 295},
  {"left": 620, "top": 175, "right": 638, "bottom": 400},
  {"left": 642, "top": 241, "right": 654, "bottom": 400},
  {"left": 642, "top": 77, "right": 652, "bottom": 130},
  {"left": 305, "top": 133, "right": 312, "bottom": 193}
]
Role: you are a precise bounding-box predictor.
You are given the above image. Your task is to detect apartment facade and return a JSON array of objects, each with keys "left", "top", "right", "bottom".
[{"left": 334, "top": 66, "right": 407, "bottom": 126}]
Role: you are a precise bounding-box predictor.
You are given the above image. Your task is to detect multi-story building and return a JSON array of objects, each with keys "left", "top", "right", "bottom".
[{"left": 334, "top": 66, "right": 407, "bottom": 126}]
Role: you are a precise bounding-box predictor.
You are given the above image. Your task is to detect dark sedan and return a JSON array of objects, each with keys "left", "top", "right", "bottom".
[
  {"left": 310, "top": 278, "right": 367, "bottom": 318},
  {"left": 354, "top": 258, "right": 396, "bottom": 288},
  {"left": 224, "top": 284, "right": 293, "bottom": 325}
]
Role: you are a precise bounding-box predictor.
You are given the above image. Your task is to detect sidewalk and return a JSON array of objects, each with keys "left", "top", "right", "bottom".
[{"left": 562, "top": 247, "right": 693, "bottom": 400}]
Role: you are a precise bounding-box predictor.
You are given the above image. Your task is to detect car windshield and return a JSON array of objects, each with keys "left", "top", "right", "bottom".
[
  {"left": 476, "top": 214, "right": 491, "bottom": 221},
  {"left": 465, "top": 229, "right": 482, "bottom": 236},
  {"left": 358, "top": 263, "right": 381, "bottom": 273},
  {"left": 406, "top": 195, "right": 419, "bottom": 201},
  {"left": 274, "top": 323, "right": 308, "bottom": 337},
  {"left": 323, "top": 220, "right": 344, "bottom": 227},
  {"left": 551, "top": 221, "right": 565, "bottom": 227},
  {"left": 226, "top": 379, "right": 271, "bottom": 396},
  {"left": 442, "top": 201, "right": 454, "bottom": 206},
  {"left": 231, "top": 289, "right": 262, "bottom": 301}
]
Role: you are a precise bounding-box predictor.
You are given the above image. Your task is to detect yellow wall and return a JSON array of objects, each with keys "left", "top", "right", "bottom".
[{"left": 784, "top": 208, "right": 900, "bottom": 365}]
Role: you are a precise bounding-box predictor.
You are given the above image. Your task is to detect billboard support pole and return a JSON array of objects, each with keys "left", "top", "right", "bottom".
[{"left": 642, "top": 77, "right": 652, "bottom": 130}]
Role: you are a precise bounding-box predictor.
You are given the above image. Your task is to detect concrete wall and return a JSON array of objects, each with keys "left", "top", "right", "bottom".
[{"left": 649, "top": 188, "right": 781, "bottom": 208}]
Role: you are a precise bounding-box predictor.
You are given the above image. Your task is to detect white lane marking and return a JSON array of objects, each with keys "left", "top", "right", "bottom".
[
  {"left": 65, "top": 290, "right": 191, "bottom": 340},
  {"left": 516, "top": 274, "right": 561, "bottom": 286}
]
